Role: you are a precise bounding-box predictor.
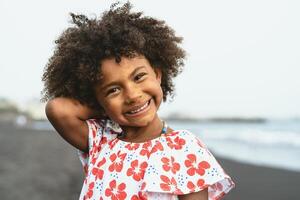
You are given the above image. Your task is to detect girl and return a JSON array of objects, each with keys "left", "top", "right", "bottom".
[{"left": 42, "top": 2, "right": 234, "bottom": 200}]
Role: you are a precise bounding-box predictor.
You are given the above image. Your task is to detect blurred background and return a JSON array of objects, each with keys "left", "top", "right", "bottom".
[{"left": 0, "top": 0, "right": 299, "bottom": 199}]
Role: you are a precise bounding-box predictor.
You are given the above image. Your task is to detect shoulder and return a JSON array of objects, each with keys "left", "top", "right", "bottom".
[
  {"left": 161, "top": 130, "right": 207, "bottom": 152},
  {"left": 85, "top": 118, "right": 122, "bottom": 142},
  {"left": 77, "top": 118, "right": 122, "bottom": 173},
  {"left": 148, "top": 130, "right": 211, "bottom": 165},
  {"left": 85, "top": 118, "right": 122, "bottom": 133},
  {"left": 141, "top": 130, "right": 235, "bottom": 198}
]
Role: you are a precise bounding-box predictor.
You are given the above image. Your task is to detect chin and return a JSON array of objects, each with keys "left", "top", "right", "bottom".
[{"left": 123, "top": 114, "right": 157, "bottom": 127}]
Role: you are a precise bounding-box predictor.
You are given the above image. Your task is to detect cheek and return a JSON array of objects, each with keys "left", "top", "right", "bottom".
[
  {"left": 101, "top": 98, "right": 124, "bottom": 118},
  {"left": 152, "top": 82, "right": 163, "bottom": 103},
  {"left": 156, "top": 84, "right": 163, "bottom": 96},
  {"left": 158, "top": 87, "right": 163, "bottom": 103},
  {"left": 95, "top": 97, "right": 106, "bottom": 111},
  {"left": 102, "top": 100, "right": 117, "bottom": 112}
]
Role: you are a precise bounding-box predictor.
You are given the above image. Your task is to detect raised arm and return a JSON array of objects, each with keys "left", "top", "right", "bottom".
[{"left": 45, "top": 97, "right": 101, "bottom": 153}]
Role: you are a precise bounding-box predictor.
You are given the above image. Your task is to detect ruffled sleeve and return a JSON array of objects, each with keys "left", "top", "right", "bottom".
[
  {"left": 141, "top": 130, "right": 235, "bottom": 200},
  {"left": 77, "top": 119, "right": 104, "bottom": 176}
]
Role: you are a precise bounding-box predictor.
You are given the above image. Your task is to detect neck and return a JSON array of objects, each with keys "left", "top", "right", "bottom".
[{"left": 119, "top": 114, "right": 163, "bottom": 142}]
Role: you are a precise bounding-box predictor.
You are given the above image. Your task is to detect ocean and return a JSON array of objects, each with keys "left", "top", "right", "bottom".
[
  {"left": 168, "top": 119, "right": 300, "bottom": 172},
  {"left": 31, "top": 119, "right": 300, "bottom": 172}
]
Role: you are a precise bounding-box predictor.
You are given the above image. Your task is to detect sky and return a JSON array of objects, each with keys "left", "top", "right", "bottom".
[{"left": 0, "top": 0, "right": 299, "bottom": 119}]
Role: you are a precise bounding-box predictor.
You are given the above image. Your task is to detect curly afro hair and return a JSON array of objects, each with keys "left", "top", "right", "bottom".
[{"left": 42, "top": 2, "right": 186, "bottom": 110}]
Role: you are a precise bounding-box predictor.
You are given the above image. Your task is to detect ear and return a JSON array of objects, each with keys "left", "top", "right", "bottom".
[{"left": 154, "top": 68, "right": 162, "bottom": 85}]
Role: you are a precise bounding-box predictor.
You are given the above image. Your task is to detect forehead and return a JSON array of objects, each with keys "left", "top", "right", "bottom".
[{"left": 99, "top": 56, "right": 153, "bottom": 81}]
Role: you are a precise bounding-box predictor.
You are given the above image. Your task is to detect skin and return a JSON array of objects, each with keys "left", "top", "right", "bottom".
[
  {"left": 45, "top": 55, "right": 208, "bottom": 200},
  {"left": 94, "top": 55, "right": 164, "bottom": 142},
  {"left": 45, "top": 97, "right": 95, "bottom": 153}
]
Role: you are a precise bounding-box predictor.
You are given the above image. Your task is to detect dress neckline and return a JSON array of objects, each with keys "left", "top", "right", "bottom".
[{"left": 114, "top": 129, "right": 177, "bottom": 145}]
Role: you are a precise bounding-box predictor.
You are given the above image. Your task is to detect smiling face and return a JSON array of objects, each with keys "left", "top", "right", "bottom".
[{"left": 94, "top": 55, "right": 163, "bottom": 128}]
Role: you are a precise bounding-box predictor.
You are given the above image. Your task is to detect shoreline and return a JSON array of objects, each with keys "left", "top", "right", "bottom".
[
  {"left": 218, "top": 157, "right": 300, "bottom": 200},
  {"left": 1, "top": 122, "right": 299, "bottom": 200}
]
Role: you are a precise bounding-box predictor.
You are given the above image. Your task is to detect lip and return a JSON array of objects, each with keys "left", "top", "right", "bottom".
[{"left": 124, "top": 99, "right": 152, "bottom": 117}]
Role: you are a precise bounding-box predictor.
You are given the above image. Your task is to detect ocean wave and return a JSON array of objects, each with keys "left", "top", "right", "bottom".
[{"left": 201, "top": 129, "right": 300, "bottom": 148}]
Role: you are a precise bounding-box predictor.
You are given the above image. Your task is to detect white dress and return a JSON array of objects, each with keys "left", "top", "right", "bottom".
[{"left": 77, "top": 119, "right": 235, "bottom": 200}]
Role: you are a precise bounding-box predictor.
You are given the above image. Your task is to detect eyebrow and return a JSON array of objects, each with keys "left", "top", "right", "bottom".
[{"left": 101, "top": 66, "right": 147, "bottom": 90}]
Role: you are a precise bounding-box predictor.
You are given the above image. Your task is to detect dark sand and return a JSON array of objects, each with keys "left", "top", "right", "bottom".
[{"left": 1, "top": 121, "right": 299, "bottom": 200}]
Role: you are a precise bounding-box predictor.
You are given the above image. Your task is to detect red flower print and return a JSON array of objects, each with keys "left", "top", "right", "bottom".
[
  {"left": 184, "top": 154, "right": 211, "bottom": 176},
  {"left": 91, "top": 143, "right": 102, "bottom": 156},
  {"left": 91, "top": 155, "right": 97, "bottom": 165},
  {"left": 91, "top": 126, "right": 97, "bottom": 138},
  {"left": 159, "top": 175, "right": 183, "bottom": 194},
  {"left": 209, "top": 182, "right": 226, "bottom": 200},
  {"left": 125, "top": 143, "right": 140, "bottom": 150},
  {"left": 165, "top": 131, "right": 179, "bottom": 136},
  {"left": 131, "top": 195, "right": 139, "bottom": 200},
  {"left": 105, "top": 180, "right": 127, "bottom": 200},
  {"left": 101, "top": 136, "right": 108, "bottom": 145},
  {"left": 161, "top": 156, "right": 180, "bottom": 174},
  {"left": 150, "top": 141, "right": 164, "bottom": 154},
  {"left": 139, "top": 141, "right": 152, "bottom": 158},
  {"left": 109, "top": 150, "right": 127, "bottom": 172},
  {"left": 187, "top": 179, "right": 206, "bottom": 192},
  {"left": 196, "top": 161, "right": 210, "bottom": 175},
  {"left": 89, "top": 142, "right": 97, "bottom": 157},
  {"left": 91, "top": 157, "right": 106, "bottom": 180},
  {"left": 140, "top": 141, "right": 164, "bottom": 158},
  {"left": 130, "top": 191, "right": 148, "bottom": 200},
  {"left": 108, "top": 138, "right": 119, "bottom": 149},
  {"left": 166, "top": 136, "right": 186, "bottom": 150},
  {"left": 84, "top": 182, "right": 95, "bottom": 200},
  {"left": 211, "top": 182, "right": 224, "bottom": 192},
  {"left": 140, "top": 182, "right": 146, "bottom": 190},
  {"left": 127, "top": 160, "right": 148, "bottom": 181}
]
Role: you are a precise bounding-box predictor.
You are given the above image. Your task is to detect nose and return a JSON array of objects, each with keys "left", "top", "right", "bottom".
[{"left": 124, "top": 84, "right": 142, "bottom": 104}]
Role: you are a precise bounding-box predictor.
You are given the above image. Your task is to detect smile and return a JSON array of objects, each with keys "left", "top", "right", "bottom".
[{"left": 125, "top": 99, "right": 151, "bottom": 116}]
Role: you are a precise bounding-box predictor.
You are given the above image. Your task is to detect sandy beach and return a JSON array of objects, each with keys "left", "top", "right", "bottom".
[{"left": 1, "top": 121, "right": 299, "bottom": 200}]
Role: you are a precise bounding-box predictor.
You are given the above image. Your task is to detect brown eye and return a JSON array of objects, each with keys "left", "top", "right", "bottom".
[
  {"left": 106, "top": 87, "right": 120, "bottom": 96},
  {"left": 134, "top": 73, "right": 147, "bottom": 81}
]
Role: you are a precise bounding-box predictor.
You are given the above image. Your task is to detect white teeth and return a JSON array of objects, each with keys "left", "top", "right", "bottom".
[{"left": 128, "top": 100, "right": 149, "bottom": 114}]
